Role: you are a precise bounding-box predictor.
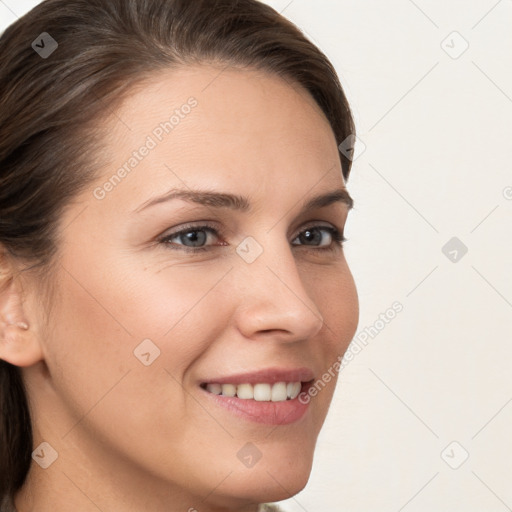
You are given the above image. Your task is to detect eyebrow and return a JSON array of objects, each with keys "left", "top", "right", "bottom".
[{"left": 133, "top": 187, "right": 353, "bottom": 215}]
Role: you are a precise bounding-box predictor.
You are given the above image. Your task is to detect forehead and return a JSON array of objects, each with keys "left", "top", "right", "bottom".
[
  {"left": 92, "top": 64, "right": 345, "bottom": 212},
  {"left": 109, "top": 64, "right": 338, "bottom": 157}
]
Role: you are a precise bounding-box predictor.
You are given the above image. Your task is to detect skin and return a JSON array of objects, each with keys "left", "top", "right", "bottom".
[{"left": 0, "top": 64, "right": 359, "bottom": 512}]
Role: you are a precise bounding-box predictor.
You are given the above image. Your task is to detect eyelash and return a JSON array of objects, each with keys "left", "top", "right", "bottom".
[{"left": 158, "top": 222, "right": 346, "bottom": 254}]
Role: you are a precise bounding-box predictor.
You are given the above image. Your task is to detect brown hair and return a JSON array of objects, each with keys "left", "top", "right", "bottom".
[{"left": 0, "top": 0, "right": 355, "bottom": 504}]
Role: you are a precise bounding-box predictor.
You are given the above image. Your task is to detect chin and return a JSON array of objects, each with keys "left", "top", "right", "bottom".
[{"left": 216, "top": 447, "right": 314, "bottom": 506}]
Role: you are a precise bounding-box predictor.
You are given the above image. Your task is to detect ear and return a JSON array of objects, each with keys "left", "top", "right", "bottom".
[{"left": 0, "top": 249, "right": 44, "bottom": 367}]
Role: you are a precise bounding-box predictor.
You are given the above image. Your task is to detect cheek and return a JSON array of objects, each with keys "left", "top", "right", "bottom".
[
  {"left": 46, "top": 254, "right": 233, "bottom": 397},
  {"left": 298, "top": 261, "right": 358, "bottom": 411},
  {"left": 115, "top": 254, "right": 234, "bottom": 337},
  {"left": 305, "top": 259, "right": 359, "bottom": 352},
  {"left": 333, "top": 268, "right": 359, "bottom": 346},
  {"left": 43, "top": 259, "right": 231, "bottom": 456},
  {"left": 42, "top": 268, "right": 138, "bottom": 429}
]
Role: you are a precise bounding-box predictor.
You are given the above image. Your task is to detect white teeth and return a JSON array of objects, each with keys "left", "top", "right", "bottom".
[
  {"left": 271, "top": 382, "right": 288, "bottom": 402},
  {"left": 253, "top": 383, "right": 271, "bottom": 401},
  {"left": 236, "top": 383, "right": 254, "bottom": 400},
  {"left": 287, "top": 382, "right": 301, "bottom": 400},
  {"left": 221, "top": 383, "right": 236, "bottom": 397},
  {"left": 204, "top": 381, "right": 303, "bottom": 401},
  {"left": 206, "top": 383, "right": 222, "bottom": 395}
]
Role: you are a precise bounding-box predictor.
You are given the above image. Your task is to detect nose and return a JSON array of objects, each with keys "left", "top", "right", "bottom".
[{"left": 232, "top": 235, "right": 325, "bottom": 344}]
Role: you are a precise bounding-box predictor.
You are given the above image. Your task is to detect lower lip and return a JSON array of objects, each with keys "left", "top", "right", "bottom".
[{"left": 200, "top": 383, "right": 311, "bottom": 425}]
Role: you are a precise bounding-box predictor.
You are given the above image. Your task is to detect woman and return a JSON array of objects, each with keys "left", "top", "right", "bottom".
[{"left": 0, "top": 0, "right": 359, "bottom": 510}]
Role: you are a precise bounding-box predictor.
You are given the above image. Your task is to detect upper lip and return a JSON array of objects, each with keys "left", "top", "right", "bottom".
[{"left": 200, "top": 367, "right": 315, "bottom": 385}]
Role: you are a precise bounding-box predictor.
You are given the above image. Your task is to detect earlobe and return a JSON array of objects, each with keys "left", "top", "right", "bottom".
[
  {"left": 0, "top": 255, "right": 44, "bottom": 367},
  {"left": 1, "top": 319, "right": 41, "bottom": 367}
]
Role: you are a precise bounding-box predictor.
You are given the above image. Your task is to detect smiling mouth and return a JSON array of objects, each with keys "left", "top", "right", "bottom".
[{"left": 200, "top": 380, "right": 313, "bottom": 402}]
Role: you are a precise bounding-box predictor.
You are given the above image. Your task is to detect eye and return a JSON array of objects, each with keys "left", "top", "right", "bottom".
[
  {"left": 291, "top": 225, "right": 345, "bottom": 252},
  {"left": 158, "top": 222, "right": 346, "bottom": 253},
  {"left": 158, "top": 222, "right": 221, "bottom": 253}
]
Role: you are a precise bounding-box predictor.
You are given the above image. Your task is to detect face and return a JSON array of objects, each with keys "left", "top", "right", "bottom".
[{"left": 22, "top": 64, "right": 358, "bottom": 510}]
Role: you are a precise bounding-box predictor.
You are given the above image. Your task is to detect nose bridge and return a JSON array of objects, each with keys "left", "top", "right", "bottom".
[{"left": 233, "top": 230, "right": 324, "bottom": 338}]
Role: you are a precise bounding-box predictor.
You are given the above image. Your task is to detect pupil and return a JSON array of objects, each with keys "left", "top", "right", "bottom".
[
  {"left": 302, "top": 229, "right": 320, "bottom": 245},
  {"left": 184, "top": 230, "right": 206, "bottom": 247}
]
